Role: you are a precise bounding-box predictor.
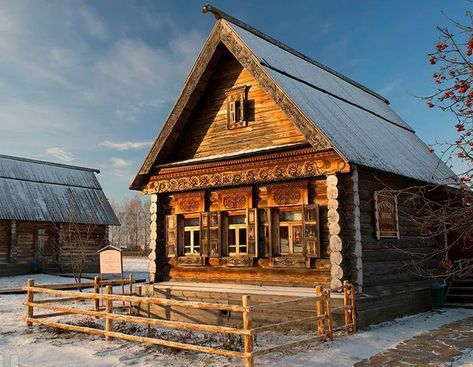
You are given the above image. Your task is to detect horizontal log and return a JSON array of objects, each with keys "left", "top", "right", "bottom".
[
  {"left": 24, "top": 317, "right": 247, "bottom": 358},
  {"left": 251, "top": 315, "right": 324, "bottom": 334},
  {"left": 23, "top": 286, "right": 246, "bottom": 312},
  {"left": 252, "top": 334, "right": 326, "bottom": 357},
  {"left": 250, "top": 296, "right": 318, "bottom": 310}
]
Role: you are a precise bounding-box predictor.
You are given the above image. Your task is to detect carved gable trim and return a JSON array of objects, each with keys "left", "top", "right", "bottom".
[{"left": 131, "top": 19, "right": 341, "bottom": 191}]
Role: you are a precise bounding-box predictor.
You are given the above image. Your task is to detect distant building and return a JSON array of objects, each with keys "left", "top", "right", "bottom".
[{"left": 0, "top": 155, "right": 120, "bottom": 275}]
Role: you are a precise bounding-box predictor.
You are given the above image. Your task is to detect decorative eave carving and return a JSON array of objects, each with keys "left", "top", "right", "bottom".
[
  {"left": 144, "top": 149, "right": 349, "bottom": 194},
  {"left": 210, "top": 187, "right": 252, "bottom": 212}
]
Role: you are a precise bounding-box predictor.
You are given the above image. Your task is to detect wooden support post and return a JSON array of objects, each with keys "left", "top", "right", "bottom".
[
  {"left": 315, "top": 285, "right": 325, "bottom": 337},
  {"left": 324, "top": 289, "right": 333, "bottom": 340},
  {"left": 129, "top": 274, "right": 133, "bottom": 315},
  {"left": 343, "top": 281, "right": 351, "bottom": 333},
  {"left": 26, "top": 279, "right": 34, "bottom": 326},
  {"left": 93, "top": 276, "right": 100, "bottom": 313},
  {"left": 350, "top": 284, "right": 357, "bottom": 333},
  {"left": 242, "top": 295, "right": 253, "bottom": 367},
  {"left": 105, "top": 286, "right": 113, "bottom": 341}
]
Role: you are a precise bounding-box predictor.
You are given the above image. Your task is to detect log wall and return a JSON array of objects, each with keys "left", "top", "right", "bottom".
[{"left": 339, "top": 167, "right": 442, "bottom": 295}]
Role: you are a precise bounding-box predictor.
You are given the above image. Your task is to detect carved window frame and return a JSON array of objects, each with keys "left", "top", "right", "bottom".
[
  {"left": 225, "top": 85, "right": 249, "bottom": 129},
  {"left": 374, "top": 191, "right": 400, "bottom": 240}
]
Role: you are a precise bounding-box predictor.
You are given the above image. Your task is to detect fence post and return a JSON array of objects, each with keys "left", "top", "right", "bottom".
[
  {"left": 105, "top": 286, "right": 113, "bottom": 341},
  {"left": 315, "top": 285, "right": 325, "bottom": 337},
  {"left": 129, "top": 274, "right": 133, "bottom": 315},
  {"left": 26, "top": 279, "right": 34, "bottom": 327},
  {"left": 324, "top": 288, "right": 333, "bottom": 340},
  {"left": 242, "top": 295, "right": 253, "bottom": 367},
  {"left": 350, "top": 284, "right": 357, "bottom": 333},
  {"left": 93, "top": 276, "right": 100, "bottom": 313}
]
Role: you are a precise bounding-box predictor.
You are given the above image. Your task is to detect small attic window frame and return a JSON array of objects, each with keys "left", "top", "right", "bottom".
[{"left": 225, "top": 85, "right": 249, "bottom": 130}]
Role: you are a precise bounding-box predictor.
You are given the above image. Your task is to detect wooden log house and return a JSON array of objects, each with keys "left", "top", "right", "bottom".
[
  {"left": 130, "top": 6, "right": 456, "bottom": 325},
  {"left": 0, "top": 155, "right": 119, "bottom": 275}
]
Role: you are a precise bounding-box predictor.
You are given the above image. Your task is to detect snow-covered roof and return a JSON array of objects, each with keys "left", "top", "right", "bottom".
[
  {"left": 0, "top": 155, "right": 119, "bottom": 225},
  {"left": 227, "top": 22, "right": 455, "bottom": 184},
  {"left": 131, "top": 9, "right": 456, "bottom": 189}
]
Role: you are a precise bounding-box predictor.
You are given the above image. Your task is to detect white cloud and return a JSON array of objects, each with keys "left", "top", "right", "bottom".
[
  {"left": 79, "top": 7, "right": 107, "bottom": 41},
  {"left": 46, "top": 147, "right": 74, "bottom": 162},
  {"left": 110, "top": 157, "right": 132, "bottom": 168},
  {"left": 99, "top": 140, "right": 153, "bottom": 151}
]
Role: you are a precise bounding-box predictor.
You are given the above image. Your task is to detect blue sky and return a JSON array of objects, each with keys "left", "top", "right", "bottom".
[{"left": 0, "top": 0, "right": 468, "bottom": 201}]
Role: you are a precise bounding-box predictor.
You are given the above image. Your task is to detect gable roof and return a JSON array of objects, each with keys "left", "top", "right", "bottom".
[
  {"left": 130, "top": 5, "right": 455, "bottom": 190},
  {"left": 0, "top": 155, "right": 120, "bottom": 225}
]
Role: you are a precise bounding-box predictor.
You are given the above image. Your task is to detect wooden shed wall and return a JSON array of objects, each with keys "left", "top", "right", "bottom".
[
  {"left": 0, "top": 220, "right": 9, "bottom": 262},
  {"left": 168, "top": 52, "right": 307, "bottom": 163}
]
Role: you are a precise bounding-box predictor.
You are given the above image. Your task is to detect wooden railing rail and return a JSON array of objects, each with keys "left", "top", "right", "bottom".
[{"left": 23, "top": 280, "right": 357, "bottom": 367}]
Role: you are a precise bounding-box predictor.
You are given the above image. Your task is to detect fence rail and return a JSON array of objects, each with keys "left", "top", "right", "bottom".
[{"left": 22, "top": 280, "right": 356, "bottom": 367}]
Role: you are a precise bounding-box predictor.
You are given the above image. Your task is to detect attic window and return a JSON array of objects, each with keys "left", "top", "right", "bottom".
[{"left": 225, "top": 85, "right": 248, "bottom": 129}]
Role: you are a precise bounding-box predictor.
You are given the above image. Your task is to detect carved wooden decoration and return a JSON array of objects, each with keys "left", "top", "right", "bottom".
[
  {"left": 327, "top": 175, "right": 343, "bottom": 289},
  {"left": 263, "top": 180, "right": 308, "bottom": 207},
  {"left": 170, "top": 191, "right": 205, "bottom": 214},
  {"left": 374, "top": 191, "right": 400, "bottom": 239},
  {"left": 148, "top": 194, "right": 158, "bottom": 282},
  {"left": 145, "top": 149, "right": 348, "bottom": 194},
  {"left": 220, "top": 256, "right": 251, "bottom": 267},
  {"left": 209, "top": 187, "right": 252, "bottom": 212},
  {"left": 272, "top": 256, "right": 306, "bottom": 268}
]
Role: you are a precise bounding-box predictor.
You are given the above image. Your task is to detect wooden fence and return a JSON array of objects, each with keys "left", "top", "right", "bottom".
[{"left": 22, "top": 280, "right": 356, "bottom": 367}]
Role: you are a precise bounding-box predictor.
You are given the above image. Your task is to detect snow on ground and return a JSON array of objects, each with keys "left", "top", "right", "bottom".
[
  {"left": 122, "top": 256, "right": 148, "bottom": 279},
  {"left": 454, "top": 349, "right": 473, "bottom": 367},
  {"left": 0, "top": 273, "right": 76, "bottom": 290},
  {"left": 1, "top": 273, "right": 473, "bottom": 366}
]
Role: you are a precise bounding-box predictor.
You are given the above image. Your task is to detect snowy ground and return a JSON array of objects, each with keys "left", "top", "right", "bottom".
[{"left": 1, "top": 272, "right": 473, "bottom": 366}]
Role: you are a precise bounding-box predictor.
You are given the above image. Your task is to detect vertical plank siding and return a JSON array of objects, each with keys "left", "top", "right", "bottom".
[{"left": 168, "top": 52, "right": 307, "bottom": 163}]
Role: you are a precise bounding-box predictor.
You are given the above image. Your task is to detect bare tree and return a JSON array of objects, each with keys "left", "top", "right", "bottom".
[{"left": 386, "top": 9, "right": 473, "bottom": 279}]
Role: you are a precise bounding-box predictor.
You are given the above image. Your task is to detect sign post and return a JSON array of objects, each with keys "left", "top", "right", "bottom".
[{"left": 97, "top": 245, "right": 125, "bottom": 307}]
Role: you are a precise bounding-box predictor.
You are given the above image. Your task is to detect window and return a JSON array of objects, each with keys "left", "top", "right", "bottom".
[
  {"left": 37, "top": 229, "right": 48, "bottom": 255},
  {"left": 278, "top": 208, "right": 303, "bottom": 255},
  {"left": 183, "top": 216, "right": 200, "bottom": 255},
  {"left": 228, "top": 213, "right": 247, "bottom": 255},
  {"left": 225, "top": 85, "right": 248, "bottom": 129}
]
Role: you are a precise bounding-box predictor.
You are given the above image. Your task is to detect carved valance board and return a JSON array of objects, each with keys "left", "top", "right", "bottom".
[
  {"left": 210, "top": 187, "right": 252, "bottom": 212},
  {"left": 374, "top": 191, "right": 400, "bottom": 239},
  {"left": 259, "top": 180, "right": 308, "bottom": 208},
  {"left": 145, "top": 148, "right": 348, "bottom": 194},
  {"left": 170, "top": 191, "right": 205, "bottom": 214}
]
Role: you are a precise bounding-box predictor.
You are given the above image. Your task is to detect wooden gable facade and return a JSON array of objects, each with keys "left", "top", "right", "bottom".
[{"left": 132, "top": 7, "right": 454, "bottom": 325}]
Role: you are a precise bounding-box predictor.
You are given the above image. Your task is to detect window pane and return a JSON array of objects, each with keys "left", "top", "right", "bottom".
[
  {"left": 238, "top": 228, "right": 247, "bottom": 246},
  {"left": 184, "top": 231, "right": 191, "bottom": 246},
  {"left": 293, "top": 225, "right": 303, "bottom": 253},
  {"left": 185, "top": 217, "right": 199, "bottom": 226},
  {"left": 280, "top": 226, "right": 289, "bottom": 254},
  {"left": 280, "top": 210, "right": 302, "bottom": 222},
  {"left": 228, "top": 228, "right": 236, "bottom": 247},
  {"left": 193, "top": 231, "right": 200, "bottom": 247},
  {"left": 229, "top": 215, "right": 246, "bottom": 225}
]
